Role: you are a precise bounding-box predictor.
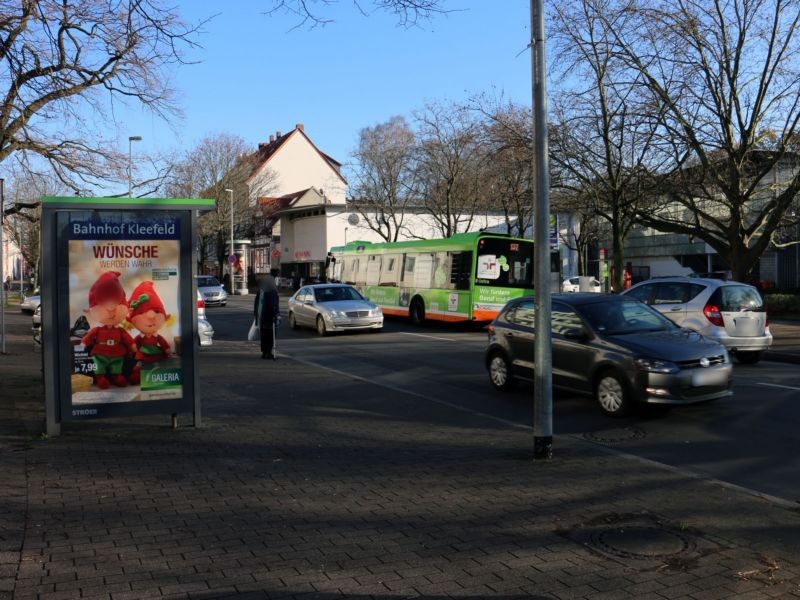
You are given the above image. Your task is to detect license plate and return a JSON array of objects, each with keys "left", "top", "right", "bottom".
[
  {"left": 692, "top": 369, "right": 728, "bottom": 386},
  {"left": 730, "top": 315, "right": 763, "bottom": 337}
]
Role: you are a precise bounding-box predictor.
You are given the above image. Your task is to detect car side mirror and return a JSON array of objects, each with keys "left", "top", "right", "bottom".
[{"left": 563, "top": 327, "right": 587, "bottom": 341}]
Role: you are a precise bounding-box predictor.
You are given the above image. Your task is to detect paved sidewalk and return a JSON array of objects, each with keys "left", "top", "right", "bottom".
[
  {"left": 2, "top": 310, "right": 800, "bottom": 599},
  {"left": 765, "top": 320, "right": 800, "bottom": 363}
]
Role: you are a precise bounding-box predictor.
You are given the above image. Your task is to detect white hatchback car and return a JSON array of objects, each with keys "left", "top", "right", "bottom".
[
  {"left": 562, "top": 276, "right": 602, "bottom": 293},
  {"left": 622, "top": 277, "right": 771, "bottom": 363}
]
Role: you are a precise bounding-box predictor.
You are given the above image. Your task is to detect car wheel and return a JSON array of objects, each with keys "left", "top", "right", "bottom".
[
  {"left": 595, "top": 370, "right": 631, "bottom": 417},
  {"left": 288, "top": 312, "right": 298, "bottom": 330},
  {"left": 410, "top": 298, "right": 425, "bottom": 326},
  {"left": 316, "top": 315, "right": 327, "bottom": 337},
  {"left": 488, "top": 351, "right": 517, "bottom": 392},
  {"left": 735, "top": 351, "right": 761, "bottom": 364}
]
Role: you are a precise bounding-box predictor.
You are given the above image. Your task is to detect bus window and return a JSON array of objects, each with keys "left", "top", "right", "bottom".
[
  {"left": 414, "top": 254, "right": 434, "bottom": 288},
  {"left": 402, "top": 255, "right": 415, "bottom": 282},
  {"left": 345, "top": 258, "right": 358, "bottom": 285},
  {"left": 355, "top": 256, "right": 368, "bottom": 286},
  {"left": 380, "top": 254, "right": 400, "bottom": 286},
  {"left": 433, "top": 252, "right": 453, "bottom": 290},
  {"left": 366, "top": 255, "right": 381, "bottom": 286},
  {"left": 450, "top": 251, "right": 472, "bottom": 291}
]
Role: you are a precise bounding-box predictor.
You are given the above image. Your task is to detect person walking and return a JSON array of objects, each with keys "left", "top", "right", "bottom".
[{"left": 254, "top": 272, "right": 280, "bottom": 359}]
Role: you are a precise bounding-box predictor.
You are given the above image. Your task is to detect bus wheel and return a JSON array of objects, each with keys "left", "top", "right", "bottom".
[{"left": 410, "top": 298, "right": 425, "bottom": 325}]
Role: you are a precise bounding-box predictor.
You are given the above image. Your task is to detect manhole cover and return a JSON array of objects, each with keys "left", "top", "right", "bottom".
[
  {"left": 557, "top": 512, "right": 725, "bottom": 570},
  {"left": 582, "top": 427, "right": 645, "bottom": 444},
  {"left": 592, "top": 526, "right": 691, "bottom": 559}
]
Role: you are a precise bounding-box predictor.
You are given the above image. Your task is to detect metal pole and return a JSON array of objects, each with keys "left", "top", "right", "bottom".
[
  {"left": 128, "top": 135, "right": 141, "bottom": 197},
  {"left": 16, "top": 216, "right": 22, "bottom": 293},
  {"left": 0, "top": 178, "right": 5, "bottom": 354},
  {"left": 531, "top": 0, "right": 553, "bottom": 460},
  {"left": 225, "top": 188, "right": 234, "bottom": 294}
]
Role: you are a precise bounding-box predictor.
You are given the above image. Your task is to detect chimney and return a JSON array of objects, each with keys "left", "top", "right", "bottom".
[
  {"left": 296, "top": 123, "right": 304, "bottom": 132},
  {"left": 269, "top": 135, "right": 275, "bottom": 143},
  {"left": 276, "top": 130, "right": 282, "bottom": 138}
]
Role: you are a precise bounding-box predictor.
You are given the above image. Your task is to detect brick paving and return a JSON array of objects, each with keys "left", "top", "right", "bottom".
[{"left": 1, "top": 310, "right": 800, "bottom": 599}]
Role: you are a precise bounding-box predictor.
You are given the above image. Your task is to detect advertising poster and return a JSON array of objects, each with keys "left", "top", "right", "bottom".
[{"left": 67, "top": 214, "right": 183, "bottom": 409}]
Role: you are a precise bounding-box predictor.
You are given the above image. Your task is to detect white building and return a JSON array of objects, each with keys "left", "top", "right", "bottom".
[
  {"left": 244, "top": 124, "right": 513, "bottom": 284},
  {"left": 1, "top": 221, "right": 25, "bottom": 288}
]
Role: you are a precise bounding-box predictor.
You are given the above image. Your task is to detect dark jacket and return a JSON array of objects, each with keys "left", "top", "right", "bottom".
[{"left": 254, "top": 281, "right": 280, "bottom": 329}]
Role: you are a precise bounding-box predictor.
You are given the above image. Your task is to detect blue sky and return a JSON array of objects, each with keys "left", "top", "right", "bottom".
[{"left": 122, "top": 1, "right": 533, "bottom": 177}]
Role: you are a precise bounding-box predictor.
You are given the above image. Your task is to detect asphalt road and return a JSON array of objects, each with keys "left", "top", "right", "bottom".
[{"left": 205, "top": 294, "right": 800, "bottom": 504}]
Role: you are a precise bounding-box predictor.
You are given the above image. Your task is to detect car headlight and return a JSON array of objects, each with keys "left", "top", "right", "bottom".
[
  {"left": 635, "top": 357, "right": 679, "bottom": 374},
  {"left": 370, "top": 307, "right": 381, "bottom": 316},
  {"left": 329, "top": 310, "right": 347, "bottom": 318}
]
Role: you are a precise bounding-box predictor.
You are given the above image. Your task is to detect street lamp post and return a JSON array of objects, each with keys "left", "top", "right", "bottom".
[
  {"left": 224, "top": 188, "right": 234, "bottom": 294},
  {"left": 128, "top": 135, "right": 142, "bottom": 197}
]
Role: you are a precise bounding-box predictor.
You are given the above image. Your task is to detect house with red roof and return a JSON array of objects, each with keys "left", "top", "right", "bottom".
[
  {"left": 245, "top": 124, "right": 352, "bottom": 282},
  {"left": 239, "top": 123, "right": 517, "bottom": 286}
]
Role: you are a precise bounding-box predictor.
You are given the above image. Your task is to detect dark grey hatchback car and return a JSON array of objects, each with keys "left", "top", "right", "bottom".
[{"left": 485, "top": 294, "right": 733, "bottom": 416}]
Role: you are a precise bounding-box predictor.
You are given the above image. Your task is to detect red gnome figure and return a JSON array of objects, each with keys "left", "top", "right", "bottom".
[
  {"left": 127, "top": 281, "right": 171, "bottom": 384},
  {"left": 81, "top": 271, "right": 137, "bottom": 389}
]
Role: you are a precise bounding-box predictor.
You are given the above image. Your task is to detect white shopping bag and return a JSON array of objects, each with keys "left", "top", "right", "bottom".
[{"left": 247, "top": 319, "right": 259, "bottom": 341}]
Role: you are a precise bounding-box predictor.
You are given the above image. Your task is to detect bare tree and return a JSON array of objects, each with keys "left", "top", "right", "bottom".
[
  {"left": 606, "top": 0, "right": 800, "bottom": 281},
  {"left": 1, "top": 169, "right": 70, "bottom": 286},
  {"left": 349, "top": 116, "right": 416, "bottom": 242},
  {"left": 0, "top": 0, "right": 204, "bottom": 195},
  {"left": 268, "top": 0, "right": 446, "bottom": 28},
  {"left": 413, "top": 102, "right": 487, "bottom": 238},
  {"left": 165, "top": 134, "right": 271, "bottom": 277},
  {"left": 473, "top": 100, "right": 535, "bottom": 239},
  {"left": 551, "top": 191, "right": 600, "bottom": 277},
  {"left": 548, "top": 0, "right": 666, "bottom": 291}
]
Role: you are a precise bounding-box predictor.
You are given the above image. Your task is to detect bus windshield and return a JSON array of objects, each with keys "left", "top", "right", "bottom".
[{"left": 475, "top": 237, "right": 533, "bottom": 289}]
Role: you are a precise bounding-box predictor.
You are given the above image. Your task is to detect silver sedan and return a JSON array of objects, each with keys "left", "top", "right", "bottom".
[
  {"left": 288, "top": 284, "right": 383, "bottom": 336},
  {"left": 20, "top": 289, "right": 41, "bottom": 314}
]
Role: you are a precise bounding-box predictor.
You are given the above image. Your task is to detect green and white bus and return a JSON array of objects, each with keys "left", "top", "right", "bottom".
[{"left": 327, "top": 232, "right": 553, "bottom": 324}]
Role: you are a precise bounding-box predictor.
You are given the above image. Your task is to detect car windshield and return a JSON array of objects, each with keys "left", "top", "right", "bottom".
[
  {"left": 314, "top": 286, "right": 363, "bottom": 302},
  {"left": 197, "top": 277, "right": 220, "bottom": 287},
  {"left": 580, "top": 299, "right": 676, "bottom": 335}
]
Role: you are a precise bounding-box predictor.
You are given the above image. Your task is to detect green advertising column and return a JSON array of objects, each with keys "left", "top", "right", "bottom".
[{"left": 40, "top": 197, "right": 214, "bottom": 436}]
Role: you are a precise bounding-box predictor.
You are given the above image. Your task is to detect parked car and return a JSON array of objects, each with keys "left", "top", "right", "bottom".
[
  {"left": 195, "top": 276, "right": 228, "bottom": 307},
  {"left": 287, "top": 283, "right": 383, "bottom": 336},
  {"left": 562, "top": 276, "right": 602, "bottom": 293},
  {"left": 20, "top": 289, "right": 41, "bottom": 314},
  {"left": 485, "top": 293, "right": 733, "bottom": 416},
  {"left": 196, "top": 291, "right": 214, "bottom": 346},
  {"left": 32, "top": 291, "right": 214, "bottom": 347},
  {"left": 622, "top": 276, "right": 771, "bottom": 364},
  {"left": 32, "top": 303, "right": 42, "bottom": 345}
]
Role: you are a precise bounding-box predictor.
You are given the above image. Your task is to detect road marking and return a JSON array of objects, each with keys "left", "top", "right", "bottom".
[
  {"left": 286, "top": 353, "right": 530, "bottom": 431},
  {"left": 398, "top": 332, "right": 475, "bottom": 342},
  {"left": 207, "top": 340, "right": 800, "bottom": 510},
  {"left": 285, "top": 351, "right": 800, "bottom": 511},
  {"left": 757, "top": 382, "right": 800, "bottom": 392}
]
